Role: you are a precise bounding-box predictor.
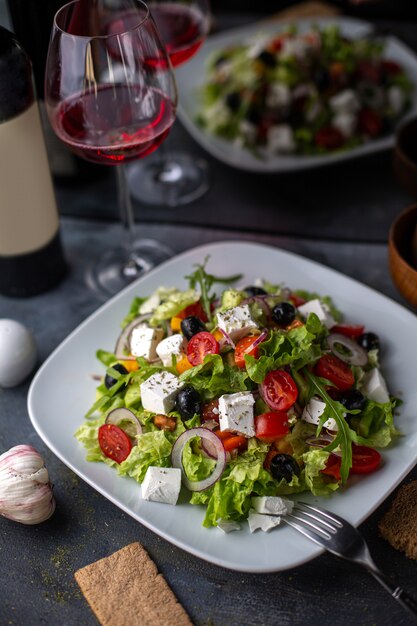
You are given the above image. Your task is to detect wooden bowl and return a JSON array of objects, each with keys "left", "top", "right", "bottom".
[
  {"left": 393, "top": 118, "right": 417, "bottom": 199},
  {"left": 388, "top": 204, "right": 417, "bottom": 308}
]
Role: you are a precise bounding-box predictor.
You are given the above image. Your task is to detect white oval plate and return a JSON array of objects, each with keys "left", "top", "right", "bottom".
[
  {"left": 28, "top": 241, "right": 417, "bottom": 572},
  {"left": 175, "top": 16, "right": 417, "bottom": 172}
]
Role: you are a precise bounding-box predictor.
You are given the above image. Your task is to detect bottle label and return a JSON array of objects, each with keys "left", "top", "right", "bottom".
[{"left": 0, "top": 102, "right": 59, "bottom": 256}]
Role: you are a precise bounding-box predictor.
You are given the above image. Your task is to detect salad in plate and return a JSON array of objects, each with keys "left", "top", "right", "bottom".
[
  {"left": 196, "top": 24, "right": 413, "bottom": 156},
  {"left": 76, "top": 260, "right": 400, "bottom": 531}
]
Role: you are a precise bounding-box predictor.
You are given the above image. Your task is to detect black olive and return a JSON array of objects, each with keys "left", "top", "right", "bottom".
[
  {"left": 270, "top": 454, "right": 300, "bottom": 483},
  {"left": 357, "top": 332, "right": 380, "bottom": 351},
  {"left": 313, "top": 67, "right": 330, "bottom": 90},
  {"left": 175, "top": 385, "right": 201, "bottom": 420},
  {"left": 104, "top": 363, "right": 128, "bottom": 389},
  {"left": 338, "top": 389, "right": 367, "bottom": 412},
  {"left": 180, "top": 315, "right": 206, "bottom": 340},
  {"left": 244, "top": 285, "right": 268, "bottom": 296},
  {"left": 272, "top": 302, "right": 296, "bottom": 326},
  {"left": 225, "top": 91, "right": 241, "bottom": 112},
  {"left": 257, "top": 50, "right": 276, "bottom": 68},
  {"left": 246, "top": 107, "right": 261, "bottom": 125}
]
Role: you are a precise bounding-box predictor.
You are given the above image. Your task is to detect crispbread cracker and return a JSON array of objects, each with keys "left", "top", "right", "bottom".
[
  {"left": 379, "top": 482, "right": 417, "bottom": 561},
  {"left": 74, "top": 542, "right": 193, "bottom": 626}
]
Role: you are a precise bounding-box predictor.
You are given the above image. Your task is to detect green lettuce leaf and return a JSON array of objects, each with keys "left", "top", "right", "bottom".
[
  {"left": 118, "top": 431, "right": 173, "bottom": 483},
  {"left": 149, "top": 289, "right": 199, "bottom": 326},
  {"left": 179, "top": 353, "right": 251, "bottom": 401},
  {"left": 182, "top": 437, "right": 216, "bottom": 482}
]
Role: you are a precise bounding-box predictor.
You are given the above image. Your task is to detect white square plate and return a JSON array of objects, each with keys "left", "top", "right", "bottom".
[
  {"left": 175, "top": 16, "right": 417, "bottom": 172},
  {"left": 28, "top": 242, "right": 417, "bottom": 572}
]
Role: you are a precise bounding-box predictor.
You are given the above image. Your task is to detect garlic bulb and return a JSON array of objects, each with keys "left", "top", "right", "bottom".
[{"left": 0, "top": 444, "right": 55, "bottom": 525}]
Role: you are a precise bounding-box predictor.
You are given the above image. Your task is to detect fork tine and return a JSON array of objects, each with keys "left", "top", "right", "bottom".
[
  {"left": 282, "top": 515, "right": 332, "bottom": 545},
  {"left": 296, "top": 501, "right": 344, "bottom": 528},
  {"left": 292, "top": 507, "right": 337, "bottom": 533}
]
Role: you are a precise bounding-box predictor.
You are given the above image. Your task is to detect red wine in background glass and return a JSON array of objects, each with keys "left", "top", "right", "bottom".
[{"left": 52, "top": 84, "right": 175, "bottom": 165}]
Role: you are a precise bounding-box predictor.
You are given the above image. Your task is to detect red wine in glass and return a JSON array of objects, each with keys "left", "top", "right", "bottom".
[{"left": 53, "top": 84, "right": 175, "bottom": 165}]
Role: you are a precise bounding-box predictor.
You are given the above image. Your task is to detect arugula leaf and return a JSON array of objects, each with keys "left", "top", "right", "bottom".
[
  {"left": 185, "top": 256, "right": 242, "bottom": 323},
  {"left": 303, "top": 368, "right": 355, "bottom": 483}
]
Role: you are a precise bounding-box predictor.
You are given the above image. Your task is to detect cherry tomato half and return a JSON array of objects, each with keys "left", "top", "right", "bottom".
[
  {"left": 289, "top": 293, "right": 306, "bottom": 307},
  {"left": 358, "top": 108, "right": 383, "bottom": 138},
  {"left": 255, "top": 411, "right": 290, "bottom": 443},
  {"left": 202, "top": 399, "right": 220, "bottom": 423},
  {"left": 314, "top": 354, "right": 354, "bottom": 391},
  {"left": 330, "top": 324, "right": 365, "bottom": 338},
  {"left": 315, "top": 126, "right": 345, "bottom": 150},
  {"left": 98, "top": 423, "right": 132, "bottom": 464},
  {"left": 234, "top": 336, "right": 260, "bottom": 369},
  {"left": 179, "top": 300, "right": 208, "bottom": 322},
  {"left": 261, "top": 369, "right": 298, "bottom": 411},
  {"left": 187, "top": 331, "right": 219, "bottom": 366},
  {"left": 321, "top": 444, "right": 381, "bottom": 481}
]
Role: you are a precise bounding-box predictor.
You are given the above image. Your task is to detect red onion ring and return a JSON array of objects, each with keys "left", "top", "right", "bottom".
[
  {"left": 171, "top": 428, "right": 226, "bottom": 492},
  {"left": 105, "top": 408, "right": 143, "bottom": 439},
  {"left": 219, "top": 328, "right": 236, "bottom": 349},
  {"left": 251, "top": 329, "right": 268, "bottom": 348},
  {"left": 305, "top": 433, "right": 341, "bottom": 457},
  {"left": 327, "top": 333, "right": 368, "bottom": 367}
]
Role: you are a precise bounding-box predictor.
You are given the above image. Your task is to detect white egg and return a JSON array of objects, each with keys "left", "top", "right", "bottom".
[{"left": 0, "top": 319, "right": 37, "bottom": 388}]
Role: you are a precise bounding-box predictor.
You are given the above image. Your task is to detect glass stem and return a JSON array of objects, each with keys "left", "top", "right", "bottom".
[{"left": 116, "top": 164, "right": 136, "bottom": 252}]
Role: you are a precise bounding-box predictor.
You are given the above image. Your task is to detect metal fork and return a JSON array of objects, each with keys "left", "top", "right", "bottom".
[{"left": 283, "top": 501, "right": 417, "bottom": 620}]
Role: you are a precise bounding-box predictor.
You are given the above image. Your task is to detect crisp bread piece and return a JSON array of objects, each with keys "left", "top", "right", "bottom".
[
  {"left": 378, "top": 482, "right": 417, "bottom": 561},
  {"left": 74, "top": 542, "right": 193, "bottom": 626}
]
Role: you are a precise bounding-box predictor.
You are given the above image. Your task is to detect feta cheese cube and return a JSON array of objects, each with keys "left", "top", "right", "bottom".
[
  {"left": 248, "top": 509, "right": 282, "bottom": 533},
  {"left": 362, "top": 368, "right": 389, "bottom": 404},
  {"left": 251, "top": 496, "right": 294, "bottom": 516},
  {"left": 332, "top": 112, "right": 357, "bottom": 138},
  {"left": 329, "top": 89, "right": 360, "bottom": 114},
  {"left": 281, "top": 37, "right": 309, "bottom": 61},
  {"left": 140, "top": 371, "right": 185, "bottom": 414},
  {"left": 297, "top": 299, "right": 336, "bottom": 329},
  {"left": 266, "top": 124, "right": 296, "bottom": 154},
  {"left": 219, "top": 391, "right": 255, "bottom": 437},
  {"left": 266, "top": 83, "right": 291, "bottom": 109},
  {"left": 302, "top": 396, "right": 338, "bottom": 431},
  {"left": 217, "top": 519, "right": 241, "bottom": 533},
  {"left": 156, "top": 334, "right": 186, "bottom": 367},
  {"left": 216, "top": 304, "right": 259, "bottom": 343},
  {"left": 388, "top": 86, "right": 404, "bottom": 116},
  {"left": 141, "top": 466, "right": 181, "bottom": 505},
  {"left": 130, "top": 325, "right": 164, "bottom": 360}
]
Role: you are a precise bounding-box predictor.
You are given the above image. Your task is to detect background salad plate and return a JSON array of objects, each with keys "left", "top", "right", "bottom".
[
  {"left": 28, "top": 241, "right": 417, "bottom": 573},
  {"left": 175, "top": 16, "right": 417, "bottom": 173}
]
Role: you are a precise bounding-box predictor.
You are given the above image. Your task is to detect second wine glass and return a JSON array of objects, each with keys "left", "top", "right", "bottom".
[
  {"left": 127, "top": 0, "right": 211, "bottom": 207},
  {"left": 45, "top": 0, "right": 178, "bottom": 299}
]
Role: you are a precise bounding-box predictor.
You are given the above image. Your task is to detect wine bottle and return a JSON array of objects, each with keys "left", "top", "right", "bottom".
[{"left": 0, "top": 26, "right": 67, "bottom": 297}]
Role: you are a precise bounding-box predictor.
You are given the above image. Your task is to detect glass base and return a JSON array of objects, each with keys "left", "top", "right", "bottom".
[
  {"left": 126, "top": 151, "right": 210, "bottom": 207},
  {"left": 86, "top": 238, "right": 173, "bottom": 301}
]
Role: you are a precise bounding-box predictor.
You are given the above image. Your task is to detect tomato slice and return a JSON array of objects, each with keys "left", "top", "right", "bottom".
[
  {"left": 330, "top": 324, "right": 365, "bottom": 338},
  {"left": 358, "top": 108, "right": 383, "bottom": 138},
  {"left": 98, "top": 423, "right": 132, "bottom": 464},
  {"left": 261, "top": 369, "right": 298, "bottom": 411},
  {"left": 234, "top": 336, "right": 260, "bottom": 368},
  {"left": 255, "top": 411, "right": 290, "bottom": 443},
  {"left": 289, "top": 293, "right": 306, "bottom": 307},
  {"left": 178, "top": 300, "right": 208, "bottom": 322},
  {"left": 315, "top": 126, "right": 345, "bottom": 150},
  {"left": 202, "top": 399, "right": 220, "bottom": 423},
  {"left": 321, "top": 445, "right": 381, "bottom": 480},
  {"left": 187, "top": 331, "right": 219, "bottom": 366},
  {"left": 314, "top": 354, "right": 354, "bottom": 391}
]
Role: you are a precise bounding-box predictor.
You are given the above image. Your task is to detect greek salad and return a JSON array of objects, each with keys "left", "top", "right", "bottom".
[
  {"left": 76, "top": 260, "right": 399, "bottom": 531},
  {"left": 196, "top": 24, "right": 413, "bottom": 156}
]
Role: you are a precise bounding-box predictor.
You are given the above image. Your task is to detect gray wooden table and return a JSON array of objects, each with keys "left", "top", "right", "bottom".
[{"left": 2, "top": 9, "right": 417, "bottom": 626}]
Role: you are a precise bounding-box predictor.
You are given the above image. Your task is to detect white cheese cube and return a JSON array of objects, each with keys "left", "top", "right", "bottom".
[
  {"left": 251, "top": 496, "right": 294, "bottom": 516},
  {"left": 388, "top": 86, "right": 404, "bottom": 116},
  {"left": 266, "top": 84, "right": 291, "bottom": 109},
  {"left": 329, "top": 89, "right": 360, "bottom": 114},
  {"left": 140, "top": 371, "right": 185, "bottom": 414},
  {"left": 302, "top": 396, "right": 338, "bottom": 432},
  {"left": 219, "top": 391, "right": 255, "bottom": 437},
  {"left": 332, "top": 112, "right": 357, "bottom": 138},
  {"left": 297, "top": 299, "right": 336, "bottom": 329},
  {"left": 217, "top": 519, "right": 241, "bottom": 533},
  {"left": 141, "top": 466, "right": 181, "bottom": 505},
  {"left": 281, "top": 37, "right": 309, "bottom": 61},
  {"left": 248, "top": 510, "right": 282, "bottom": 533},
  {"left": 362, "top": 368, "right": 390, "bottom": 404},
  {"left": 130, "top": 325, "right": 164, "bottom": 360},
  {"left": 266, "top": 124, "right": 296, "bottom": 154},
  {"left": 216, "top": 304, "right": 259, "bottom": 343},
  {"left": 156, "top": 334, "right": 186, "bottom": 367}
]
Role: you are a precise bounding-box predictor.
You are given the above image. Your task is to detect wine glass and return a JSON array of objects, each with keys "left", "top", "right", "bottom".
[
  {"left": 44, "top": 0, "right": 178, "bottom": 299},
  {"left": 126, "top": 0, "right": 211, "bottom": 207}
]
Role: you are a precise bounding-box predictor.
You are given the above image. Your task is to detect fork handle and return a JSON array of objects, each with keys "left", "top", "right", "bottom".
[{"left": 368, "top": 567, "right": 417, "bottom": 618}]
